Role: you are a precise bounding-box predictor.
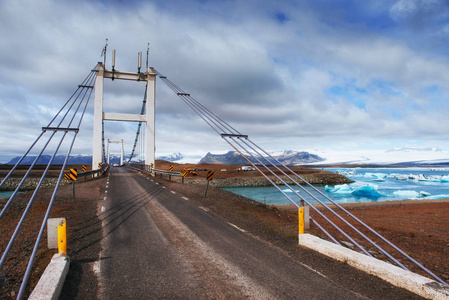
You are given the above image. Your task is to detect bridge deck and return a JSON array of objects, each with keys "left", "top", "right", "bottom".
[{"left": 59, "top": 167, "right": 422, "bottom": 299}]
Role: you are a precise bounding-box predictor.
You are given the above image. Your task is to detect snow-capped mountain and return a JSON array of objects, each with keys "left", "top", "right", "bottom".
[
  {"left": 308, "top": 147, "right": 449, "bottom": 165},
  {"left": 156, "top": 152, "right": 183, "bottom": 162},
  {"left": 198, "top": 150, "right": 324, "bottom": 165}
]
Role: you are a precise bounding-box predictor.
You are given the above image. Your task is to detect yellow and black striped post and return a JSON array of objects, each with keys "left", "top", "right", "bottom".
[
  {"left": 69, "top": 168, "right": 77, "bottom": 181},
  {"left": 207, "top": 170, "right": 214, "bottom": 181},
  {"left": 82, "top": 165, "right": 87, "bottom": 172},
  {"left": 68, "top": 168, "right": 77, "bottom": 202},
  {"left": 204, "top": 170, "right": 215, "bottom": 197},
  {"left": 169, "top": 165, "right": 174, "bottom": 171},
  {"left": 98, "top": 162, "right": 102, "bottom": 169},
  {"left": 150, "top": 163, "right": 154, "bottom": 169}
]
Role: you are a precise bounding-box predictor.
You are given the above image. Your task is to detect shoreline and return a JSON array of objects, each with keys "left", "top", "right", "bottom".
[{"left": 274, "top": 197, "right": 449, "bottom": 211}]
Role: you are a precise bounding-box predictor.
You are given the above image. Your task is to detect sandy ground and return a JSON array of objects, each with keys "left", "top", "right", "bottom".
[
  {"left": 278, "top": 199, "right": 449, "bottom": 282},
  {"left": 1, "top": 163, "right": 448, "bottom": 298}
]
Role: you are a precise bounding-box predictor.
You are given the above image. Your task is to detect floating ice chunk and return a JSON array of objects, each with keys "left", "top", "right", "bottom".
[
  {"left": 426, "top": 175, "right": 442, "bottom": 182},
  {"left": 326, "top": 183, "right": 385, "bottom": 197},
  {"left": 352, "top": 185, "right": 385, "bottom": 197},
  {"left": 282, "top": 189, "right": 300, "bottom": 193},
  {"left": 441, "top": 175, "right": 449, "bottom": 182},
  {"left": 326, "top": 184, "right": 354, "bottom": 194},
  {"left": 417, "top": 174, "right": 427, "bottom": 181},
  {"left": 427, "top": 194, "right": 449, "bottom": 199},
  {"left": 392, "top": 190, "right": 421, "bottom": 198}
]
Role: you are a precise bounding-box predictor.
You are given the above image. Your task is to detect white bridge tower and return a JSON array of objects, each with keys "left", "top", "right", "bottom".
[
  {"left": 92, "top": 50, "right": 156, "bottom": 169},
  {"left": 107, "top": 139, "right": 124, "bottom": 165}
]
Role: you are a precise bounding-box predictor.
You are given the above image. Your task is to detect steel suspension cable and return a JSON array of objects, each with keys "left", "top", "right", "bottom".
[
  {"left": 0, "top": 70, "right": 97, "bottom": 191},
  {"left": 246, "top": 139, "right": 447, "bottom": 285},
  {"left": 236, "top": 137, "right": 415, "bottom": 265},
  {"left": 128, "top": 83, "right": 148, "bottom": 163},
  {"left": 0, "top": 69, "right": 97, "bottom": 219},
  {"left": 153, "top": 68, "right": 448, "bottom": 286},
  {"left": 155, "top": 68, "right": 433, "bottom": 270},
  {"left": 0, "top": 64, "right": 100, "bottom": 299},
  {"left": 152, "top": 68, "right": 239, "bottom": 135}
]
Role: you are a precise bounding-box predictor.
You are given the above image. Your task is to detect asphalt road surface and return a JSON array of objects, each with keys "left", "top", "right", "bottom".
[{"left": 90, "top": 167, "right": 420, "bottom": 299}]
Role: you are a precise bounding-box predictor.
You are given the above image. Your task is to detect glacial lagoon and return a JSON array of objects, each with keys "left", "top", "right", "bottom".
[{"left": 223, "top": 167, "right": 449, "bottom": 205}]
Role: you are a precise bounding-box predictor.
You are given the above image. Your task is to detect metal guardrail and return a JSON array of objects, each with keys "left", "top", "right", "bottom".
[
  {"left": 126, "top": 164, "right": 182, "bottom": 181},
  {"left": 76, "top": 165, "right": 110, "bottom": 179}
]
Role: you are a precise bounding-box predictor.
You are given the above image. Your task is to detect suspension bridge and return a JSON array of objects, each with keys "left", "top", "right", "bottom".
[{"left": 0, "top": 45, "right": 448, "bottom": 299}]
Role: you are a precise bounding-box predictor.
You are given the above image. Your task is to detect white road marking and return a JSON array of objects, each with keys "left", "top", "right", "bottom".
[
  {"left": 92, "top": 259, "right": 101, "bottom": 275},
  {"left": 105, "top": 190, "right": 107, "bottom": 194},
  {"left": 199, "top": 206, "right": 210, "bottom": 212},
  {"left": 104, "top": 196, "right": 107, "bottom": 201},
  {"left": 170, "top": 191, "right": 176, "bottom": 194},
  {"left": 228, "top": 223, "right": 247, "bottom": 233},
  {"left": 182, "top": 197, "right": 189, "bottom": 201},
  {"left": 101, "top": 206, "right": 105, "bottom": 212},
  {"left": 162, "top": 186, "right": 166, "bottom": 189}
]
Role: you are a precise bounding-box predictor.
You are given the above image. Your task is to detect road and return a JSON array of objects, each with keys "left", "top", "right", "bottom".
[{"left": 92, "top": 167, "right": 420, "bottom": 299}]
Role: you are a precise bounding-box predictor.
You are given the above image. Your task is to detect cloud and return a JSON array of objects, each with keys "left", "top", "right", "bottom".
[{"left": 1, "top": 0, "right": 449, "bottom": 163}]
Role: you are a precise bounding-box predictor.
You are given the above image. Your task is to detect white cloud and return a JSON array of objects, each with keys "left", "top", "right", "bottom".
[{"left": 1, "top": 0, "right": 449, "bottom": 163}]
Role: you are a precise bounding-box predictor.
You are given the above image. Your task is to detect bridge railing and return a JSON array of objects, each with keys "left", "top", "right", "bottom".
[
  {"left": 0, "top": 64, "right": 101, "bottom": 299},
  {"left": 126, "top": 163, "right": 183, "bottom": 181},
  {"left": 152, "top": 67, "right": 449, "bottom": 287},
  {"left": 76, "top": 165, "right": 110, "bottom": 180}
]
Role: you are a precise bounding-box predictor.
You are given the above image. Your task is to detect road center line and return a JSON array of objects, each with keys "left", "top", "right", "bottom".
[
  {"left": 228, "top": 222, "right": 247, "bottom": 233},
  {"left": 182, "top": 197, "right": 189, "bottom": 201}
]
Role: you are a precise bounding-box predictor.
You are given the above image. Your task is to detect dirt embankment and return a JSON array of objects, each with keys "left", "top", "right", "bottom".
[
  {"left": 152, "top": 161, "right": 353, "bottom": 187},
  {"left": 0, "top": 165, "right": 98, "bottom": 191},
  {"left": 0, "top": 175, "right": 104, "bottom": 299}
]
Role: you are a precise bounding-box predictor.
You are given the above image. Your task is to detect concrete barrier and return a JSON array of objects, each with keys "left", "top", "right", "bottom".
[
  {"left": 298, "top": 234, "right": 449, "bottom": 300},
  {"left": 29, "top": 253, "right": 70, "bottom": 300}
]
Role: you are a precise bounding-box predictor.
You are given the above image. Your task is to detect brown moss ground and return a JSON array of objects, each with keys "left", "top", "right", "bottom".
[
  {"left": 0, "top": 176, "right": 104, "bottom": 299},
  {"left": 2, "top": 164, "right": 448, "bottom": 298}
]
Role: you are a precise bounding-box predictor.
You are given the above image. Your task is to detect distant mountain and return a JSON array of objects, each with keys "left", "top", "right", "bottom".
[
  {"left": 156, "top": 152, "right": 183, "bottom": 162},
  {"left": 6, "top": 154, "right": 124, "bottom": 165},
  {"left": 198, "top": 150, "right": 324, "bottom": 165},
  {"left": 385, "top": 147, "right": 442, "bottom": 153},
  {"left": 199, "top": 151, "right": 250, "bottom": 165}
]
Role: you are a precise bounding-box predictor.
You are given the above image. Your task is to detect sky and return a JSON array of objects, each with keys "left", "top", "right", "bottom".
[{"left": 1, "top": 0, "right": 449, "bottom": 164}]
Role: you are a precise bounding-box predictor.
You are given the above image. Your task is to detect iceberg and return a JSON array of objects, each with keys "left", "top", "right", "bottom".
[
  {"left": 325, "top": 183, "right": 385, "bottom": 198},
  {"left": 325, "top": 184, "right": 353, "bottom": 194},
  {"left": 392, "top": 190, "right": 422, "bottom": 199},
  {"left": 352, "top": 185, "right": 385, "bottom": 197},
  {"left": 441, "top": 175, "right": 449, "bottom": 182}
]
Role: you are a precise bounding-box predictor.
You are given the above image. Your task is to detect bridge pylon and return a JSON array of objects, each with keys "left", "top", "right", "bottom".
[
  {"left": 107, "top": 139, "right": 125, "bottom": 165},
  {"left": 93, "top": 60, "right": 156, "bottom": 169}
]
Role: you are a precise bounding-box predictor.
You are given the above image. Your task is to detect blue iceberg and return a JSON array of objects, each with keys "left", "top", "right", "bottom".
[{"left": 325, "top": 184, "right": 386, "bottom": 198}]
